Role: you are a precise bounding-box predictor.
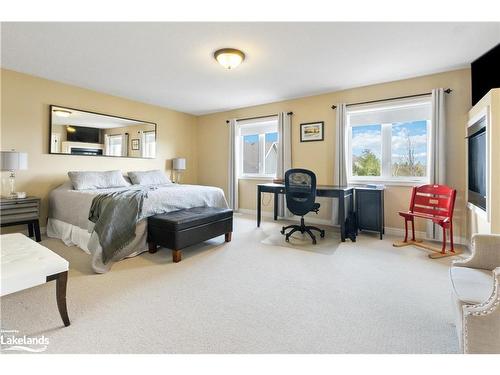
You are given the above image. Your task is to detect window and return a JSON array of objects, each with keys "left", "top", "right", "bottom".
[
  {"left": 238, "top": 118, "right": 278, "bottom": 178},
  {"left": 108, "top": 134, "right": 123, "bottom": 157},
  {"left": 347, "top": 97, "right": 432, "bottom": 184},
  {"left": 142, "top": 131, "right": 156, "bottom": 158}
]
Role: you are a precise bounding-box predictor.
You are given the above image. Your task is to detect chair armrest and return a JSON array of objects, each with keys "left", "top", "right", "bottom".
[
  {"left": 461, "top": 267, "right": 500, "bottom": 353},
  {"left": 453, "top": 234, "right": 500, "bottom": 270}
]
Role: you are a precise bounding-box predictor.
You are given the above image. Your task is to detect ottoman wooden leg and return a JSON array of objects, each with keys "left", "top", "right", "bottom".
[
  {"left": 172, "top": 250, "right": 182, "bottom": 263},
  {"left": 225, "top": 232, "right": 232, "bottom": 242},
  {"left": 33, "top": 219, "right": 41, "bottom": 242},
  {"left": 148, "top": 242, "right": 158, "bottom": 254},
  {"left": 55, "top": 271, "right": 70, "bottom": 327}
]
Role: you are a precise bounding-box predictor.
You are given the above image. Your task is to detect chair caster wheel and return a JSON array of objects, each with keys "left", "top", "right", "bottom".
[
  {"left": 312, "top": 239, "right": 317, "bottom": 245},
  {"left": 281, "top": 228, "right": 285, "bottom": 234},
  {"left": 320, "top": 230, "right": 325, "bottom": 238},
  {"left": 285, "top": 237, "right": 290, "bottom": 242}
]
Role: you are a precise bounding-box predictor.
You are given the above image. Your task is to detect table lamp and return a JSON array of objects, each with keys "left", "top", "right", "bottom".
[
  {"left": 172, "top": 158, "right": 186, "bottom": 184},
  {"left": 1, "top": 150, "right": 28, "bottom": 198}
]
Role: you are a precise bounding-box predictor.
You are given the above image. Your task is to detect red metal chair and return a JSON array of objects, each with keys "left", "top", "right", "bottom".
[{"left": 393, "top": 184, "right": 461, "bottom": 258}]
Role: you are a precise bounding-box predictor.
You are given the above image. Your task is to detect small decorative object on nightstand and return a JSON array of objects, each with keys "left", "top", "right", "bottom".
[
  {"left": 172, "top": 157, "right": 186, "bottom": 183},
  {"left": 0, "top": 196, "right": 41, "bottom": 242}
]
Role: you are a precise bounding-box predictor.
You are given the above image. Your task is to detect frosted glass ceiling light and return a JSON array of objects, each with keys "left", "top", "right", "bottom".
[
  {"left": 54, "top": 109, "right": 72, "bottom": 117},
  {"left": 214, "top": 48, "right": 245, "bottom": 70}
]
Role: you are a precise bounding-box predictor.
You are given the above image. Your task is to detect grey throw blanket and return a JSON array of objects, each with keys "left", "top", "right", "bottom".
[{"left": 88, "top": 189, "right": 147, "bottom": 264}]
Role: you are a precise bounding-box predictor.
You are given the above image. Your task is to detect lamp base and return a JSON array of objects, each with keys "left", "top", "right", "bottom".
[{"left": 173, "top": 170, "right": 183, "bottom": 184}]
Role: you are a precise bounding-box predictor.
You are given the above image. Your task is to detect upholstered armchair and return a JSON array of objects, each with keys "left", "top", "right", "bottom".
[{"left": 450, "top": 234, "right": 500, "bottom": 353}]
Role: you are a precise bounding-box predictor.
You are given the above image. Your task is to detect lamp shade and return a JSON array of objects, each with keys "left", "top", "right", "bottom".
[
  {"left": 1, "top": 151, "right": 28, "bottom": 171},
  {"left": 172, "top": 158, "right": 186, "bottom": 170}
]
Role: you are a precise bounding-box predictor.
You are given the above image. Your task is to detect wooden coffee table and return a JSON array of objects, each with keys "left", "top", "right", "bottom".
[{"left": 1, "top": 233, "right": 70, "bottom": 326}]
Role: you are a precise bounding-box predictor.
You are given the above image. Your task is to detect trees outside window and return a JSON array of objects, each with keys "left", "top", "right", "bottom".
[{"left": 347, "top": 98, "right": 431, "bottom": 184}]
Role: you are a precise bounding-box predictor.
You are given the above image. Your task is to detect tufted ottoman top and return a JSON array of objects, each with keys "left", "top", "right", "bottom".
[
  {"left": 1, "top": 233, "right": 69, "bottom": 296},
  {"left": 148, "top": 207, "right": 233, "bottom": 231}
]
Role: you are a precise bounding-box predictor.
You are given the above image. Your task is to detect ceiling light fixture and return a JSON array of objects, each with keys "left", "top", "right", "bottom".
[
  {"left": 214, "top": 48, "right": 245, "bottom": 70},
  {"left": 54, "top": 109, "right": 72, "bottom": 118}
]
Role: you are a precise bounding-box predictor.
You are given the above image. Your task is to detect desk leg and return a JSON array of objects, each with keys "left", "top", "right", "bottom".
[
  {"left": 339, "top": 192, "right": 346, "bottom": 242},
  {"left": 274, "top": 192, "right": 279, "bottom": 221},
  {"left": 257, "top": 187, "right": 262, "bottom": 227}
]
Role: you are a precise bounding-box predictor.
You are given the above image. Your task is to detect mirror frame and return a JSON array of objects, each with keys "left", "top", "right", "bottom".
[{"left": 49, "top": 105, "right": 157, "bottom": 159}]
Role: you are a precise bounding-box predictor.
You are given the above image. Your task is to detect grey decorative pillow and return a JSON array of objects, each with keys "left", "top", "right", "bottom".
[
  {"left": 128, "top": 170, "right": 172, "bottom": 186},
  {"left": 68, "top": 170, "right": 130, "bottom": 190}
]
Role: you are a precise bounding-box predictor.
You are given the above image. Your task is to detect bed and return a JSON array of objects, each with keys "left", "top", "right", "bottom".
[{"left": 47, "top": 181, "right": 228, "bottom": 273}]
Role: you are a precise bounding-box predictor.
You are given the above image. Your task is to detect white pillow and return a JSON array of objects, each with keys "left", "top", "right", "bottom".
[
  {"left": 128, "top": 170, "right": 172, "bottom": 186},
  {"left": 68, "top": 170, "right": 130, "bottom": 190}
]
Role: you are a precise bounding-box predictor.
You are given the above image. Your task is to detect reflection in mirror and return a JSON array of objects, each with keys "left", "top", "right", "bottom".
[{"left": 50, "top": 106, "right": 157, "bottom": 158}]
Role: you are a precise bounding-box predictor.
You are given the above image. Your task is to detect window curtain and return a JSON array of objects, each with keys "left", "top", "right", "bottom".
[
  {"left": 121, "top": 133, "right": 129, "bottom": 157},
  {"left": 140, "top": 131, "right": 146, "bottom": 157},
  {"left": 427, "top": 88, "right": 447, "bottom": 239},
  {"left": 104, "top": 134, "right": 110, "bottom": 155},
  {"left": 332, "top": 103, "right": 348, "bottom": 225},
  {"left": 276, "top": 112, "right": 292, "bottom": 217},
  {"left": 227, "top": 119, "right": 239, "bottom": 210}
]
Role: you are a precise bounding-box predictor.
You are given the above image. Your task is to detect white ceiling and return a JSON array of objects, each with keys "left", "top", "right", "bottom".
[
  {"left": 1, "top": 22, "right": 499, "bottom": 115},
  {"left": 51, "top": 106, "right": 151, "bottom": 128}
]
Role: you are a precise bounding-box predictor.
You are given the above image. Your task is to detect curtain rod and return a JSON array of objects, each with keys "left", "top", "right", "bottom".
[
  {"left": 226, "top": 112, "right": 293, "bottom": 124},
  {"left": 330, "top": 89, "right": 452, "bottom": 110}
]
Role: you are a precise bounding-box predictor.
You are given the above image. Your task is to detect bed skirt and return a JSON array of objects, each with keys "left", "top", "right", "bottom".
[{"left": 46, "top": 218, "right": 148, "bottom": 273}]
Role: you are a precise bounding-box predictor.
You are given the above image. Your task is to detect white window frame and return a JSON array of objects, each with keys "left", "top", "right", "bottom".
[
  {"left": 238, "top": 118, "right": 278, "bottom": 179},
  {"left": 142, "top": 130, "right": 156, "bottom": 158},
  {"left": 108, "top": 134, "right": 123, "bottom": 157},
  {"left": 346, "top": 98, "right": 432, "bottom": 186}
]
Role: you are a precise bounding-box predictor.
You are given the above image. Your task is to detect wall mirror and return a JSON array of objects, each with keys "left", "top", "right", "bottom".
[{"left": 49, "top": 105, "right": 157, "bottom": 158}]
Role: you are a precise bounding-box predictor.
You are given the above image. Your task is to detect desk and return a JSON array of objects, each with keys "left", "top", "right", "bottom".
[{"left": 256, "top": 183, "right": 355, "bottom": 242}]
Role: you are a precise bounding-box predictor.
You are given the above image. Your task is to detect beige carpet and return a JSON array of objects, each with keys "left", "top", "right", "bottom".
[{"left": 0, "top": 214, "right": 462, "bottom": 353}]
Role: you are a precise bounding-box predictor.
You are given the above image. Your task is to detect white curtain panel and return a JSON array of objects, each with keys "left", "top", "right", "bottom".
[
  {"left": 121, "top": 133, "right": 129, "bottom": 157},
  {"left": 277, "top": 112, "right": 292, "bottom": 217},
  {"left": 227, "top": 119, "right": 239, "bottom": 210},
  {"left": 104, "top": 134, "right": 110, "bottom": 155},
  {"left": 332, "top": 104, "right": 348, "bottom": 225},
  {"left": 140, "top": 131, "right": 146, "bottom": 157},
  {"left": 427, "top": 88, "right": 447, "bottom": 239}
]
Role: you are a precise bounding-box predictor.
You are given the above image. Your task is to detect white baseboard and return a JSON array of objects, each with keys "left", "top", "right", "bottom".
[{"left": 236, "top": 208, "right": 467, "bottom": 245}]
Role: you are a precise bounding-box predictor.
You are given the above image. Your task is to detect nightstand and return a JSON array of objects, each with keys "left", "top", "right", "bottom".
[{"left": 0, "top": 196, "right": 41, "bottom": 242}]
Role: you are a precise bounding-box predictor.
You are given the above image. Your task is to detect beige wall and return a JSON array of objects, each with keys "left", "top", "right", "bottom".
[
  {"left": 1, "top": 67, "right": 473, "bottom": 240},
  {"left": 196, "top": 69, "right": 471, "bottom": 238},
  {"left": 1, "top": 69, "right": 198, "bottom": 224}
]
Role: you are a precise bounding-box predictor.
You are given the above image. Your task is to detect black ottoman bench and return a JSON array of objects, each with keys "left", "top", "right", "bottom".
[{"left": 147, "top": 207, "right": 233, "bottom": 263}]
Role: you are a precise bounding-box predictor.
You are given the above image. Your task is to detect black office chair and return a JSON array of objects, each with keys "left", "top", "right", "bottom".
[{"left": 280, "top": 169, "right": 325, "bottom": 244}]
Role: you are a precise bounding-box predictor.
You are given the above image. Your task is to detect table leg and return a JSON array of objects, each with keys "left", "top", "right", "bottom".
[
  {"left": 28, "top": 222, "right": 34, "bottom": 238},
  {"left": 257, "top": 187, "right": 262, "bottom": 227},
  {"left": 274, "top": 192, "right": 279, "bottom": 221},
  {"left": 55, "top": 271, "right": 70, "bottom": 327},
  {"left": 339, "top": 191, "right": 346, "bottom": 242},
  {"left": 33, "top": 219, "right": 41, "bottom": 242}
]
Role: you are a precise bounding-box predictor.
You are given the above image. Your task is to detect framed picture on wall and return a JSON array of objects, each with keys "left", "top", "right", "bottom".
[
  {"left": 131, "top": 138, "right": 140, "bottom": 150},
  {"left": 300, "top": 122, "right": 324, "bottom": 142}
]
